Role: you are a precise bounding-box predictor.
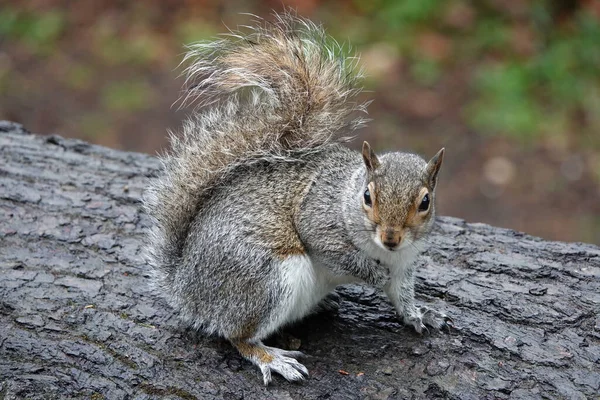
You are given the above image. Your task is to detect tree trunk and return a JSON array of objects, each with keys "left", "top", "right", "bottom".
[{"left": 1, "top": 121, "right": 599, "bottom": 399}]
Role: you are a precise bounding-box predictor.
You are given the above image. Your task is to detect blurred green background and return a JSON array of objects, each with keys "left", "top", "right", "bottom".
[{"left": 1, "top": 0, "right": 599, "bottom": 243}]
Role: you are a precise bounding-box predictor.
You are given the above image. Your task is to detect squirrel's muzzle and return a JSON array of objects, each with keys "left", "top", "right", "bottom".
[{"left": 381, "top": 227, "right": 403, "bottom": 250}]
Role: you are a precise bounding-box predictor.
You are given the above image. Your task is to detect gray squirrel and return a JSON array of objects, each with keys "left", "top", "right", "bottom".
[{"left": 143, "top": 12, "right": 449, "bottom": 385}]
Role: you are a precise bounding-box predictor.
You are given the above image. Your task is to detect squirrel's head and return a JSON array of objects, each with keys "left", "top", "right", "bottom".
[{"left": 360, "top": 141, "right": 444, "bottom": 252}]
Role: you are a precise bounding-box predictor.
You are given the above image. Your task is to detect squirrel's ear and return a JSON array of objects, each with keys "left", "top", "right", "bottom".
[
  {"left": 362, "top": 141, "right": 380, "bottom": 172},
  {"left": 425, "top": 148, "right": 445, "bottom": 188}
]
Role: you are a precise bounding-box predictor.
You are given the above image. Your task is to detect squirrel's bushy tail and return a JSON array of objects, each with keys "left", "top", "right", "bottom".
[{"left": 143, "top": 12, "right": 367, "bottom": 277}]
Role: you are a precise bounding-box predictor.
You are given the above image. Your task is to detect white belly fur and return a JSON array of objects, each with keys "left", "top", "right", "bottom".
[{"left": 256, "top": 255, "right": 354, "bottom": 339}]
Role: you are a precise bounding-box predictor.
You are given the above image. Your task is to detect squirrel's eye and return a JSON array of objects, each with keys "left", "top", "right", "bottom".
[
  {"left": 364, "top": 188, "right": 372, "bottom": 207},
  {"left": 419, "top": 193, "right": 430, "bottom": 212}
]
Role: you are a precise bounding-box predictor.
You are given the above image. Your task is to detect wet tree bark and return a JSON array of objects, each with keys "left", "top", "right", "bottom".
[{"left": 1, "top": 121, "right": 599, "bottom": 400}]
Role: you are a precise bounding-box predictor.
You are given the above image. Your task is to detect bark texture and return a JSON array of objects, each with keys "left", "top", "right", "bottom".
[{"left": 1, "top": 121, "right": 599, "bottom": 400}]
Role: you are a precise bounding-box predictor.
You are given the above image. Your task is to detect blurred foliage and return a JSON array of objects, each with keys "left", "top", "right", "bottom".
[
  {"left": 0, "top": 8, "right": 66, "bottom": 54},
  {"left": 101, "top": 81, "right": 157, "bottom": 112},
  {"left": 357, "top": 0, "right": 600, "bottom": 147},
  {"left": 469, "top": 9, "right": 600, "bottom": 144},
  {"left": 1, "top": 1, "right": 599, "bottom": 147}
]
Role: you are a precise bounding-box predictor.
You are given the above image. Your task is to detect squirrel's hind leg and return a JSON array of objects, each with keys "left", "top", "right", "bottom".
[{"left": 232, "top": 339, "right": 308, "bottom": 385}]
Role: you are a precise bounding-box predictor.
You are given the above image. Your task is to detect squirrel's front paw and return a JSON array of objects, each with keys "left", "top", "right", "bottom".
[{"left": 403, "top": 306, "right": 451, "bottom": 334}]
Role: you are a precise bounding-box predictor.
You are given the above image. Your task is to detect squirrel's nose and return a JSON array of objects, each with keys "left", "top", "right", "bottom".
[
  {"left": 383, "top": 240, "right": 398, "bottom": 250},
  {"left": 382, "top": 228, "right": 401, "bottom": 250}
]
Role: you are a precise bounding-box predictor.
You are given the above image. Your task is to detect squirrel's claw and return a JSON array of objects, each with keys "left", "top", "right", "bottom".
[
  {"left": 403, "top": 306, "right": 450, "bottom": 334},
  {"left": 442, "top": 315, "right": 454, "bottom": 330},
  {"left": 260, "top": 365, "right": 273, "bottom": 386},
  {"left": 257, "top": 346, "right": 309, "bottom": 385},
  {"left": 403, "top": 314, "right": 427, "bottom": 334},
  {"left": 234, "top": 340, "right": 309, "bottom": 385},
  {"left": 420, "top": 306, "right": 450, "bottom": 331},
  {"left": 260, "top": 355, "right": 308, "bottom": 385}
]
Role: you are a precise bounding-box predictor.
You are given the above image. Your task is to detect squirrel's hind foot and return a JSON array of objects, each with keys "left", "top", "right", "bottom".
[
  {"left": 233, "top": 340, "right": 309, "bottom": 385},
  {"left": 258, "top": 346, "right": 309, "bottom": 385}
]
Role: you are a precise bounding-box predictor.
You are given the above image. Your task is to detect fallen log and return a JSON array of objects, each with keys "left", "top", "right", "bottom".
[{"left": 1, "top": 121, "right": 599, "bottom": 399}]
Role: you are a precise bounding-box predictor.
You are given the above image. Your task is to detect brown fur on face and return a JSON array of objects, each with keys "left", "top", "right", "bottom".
[
  {"left": 360, "top": 145, "right": 444, "bottom": 249},
  {"left": 404, "top": 187, "right": 434, "bottom": 242},
  {"left": 374, "top": 188, "right": 432, "bottom": 248},
  {"left": 362, "top": 181, "right": 381, "bottom": 224}
]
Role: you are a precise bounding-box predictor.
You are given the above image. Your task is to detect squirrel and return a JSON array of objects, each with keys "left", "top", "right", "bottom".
[{"left": 143, "top": 12, "right": 449, "bottom": 385}]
